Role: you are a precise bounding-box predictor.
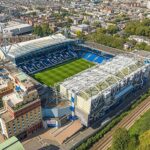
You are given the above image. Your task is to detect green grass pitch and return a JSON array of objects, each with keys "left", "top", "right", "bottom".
[{"left": 33, "top": 58, "right": 95, "bottom": 86}]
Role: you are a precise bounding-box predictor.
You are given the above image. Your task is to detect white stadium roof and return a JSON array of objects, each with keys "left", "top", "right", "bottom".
[
  {"left": 60, "top": 55, "right": 146, "bottom": 100},
  {"left": 3, "top": 34, "right": 74, "bottom": 59}
]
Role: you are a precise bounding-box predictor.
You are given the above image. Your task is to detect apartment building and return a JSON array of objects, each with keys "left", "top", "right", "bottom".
[
  {"left": 0, "top": 68, "right": 14, "bottom": 99},
  {"left": 0, "top": 72, "right": 42, "bottom": 140}
]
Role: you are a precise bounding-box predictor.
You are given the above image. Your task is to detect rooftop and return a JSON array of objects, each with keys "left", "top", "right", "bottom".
[
  {"left": 4, "top": 92, "right": 23, "bottom": 107},
  {"left": 15, "top": 72, "right": 28, "bottom": 82},
  {"left": 3, "top": 34, "right": 74, "bottom": 58},
  {"left": 0, "top": 136, "right": 24, "bottom": 150},
  {"left": 0, "top": 111, "right": 14, "bottom": 123},
  {"left": 60, "top": 55, "right": 146, "bottom": 100},
  {"left": 4, "top": 23, "right": 31, "bottom": 31},
  {"left": 0, "top": 68, "right": 13, "bottom": 90}
]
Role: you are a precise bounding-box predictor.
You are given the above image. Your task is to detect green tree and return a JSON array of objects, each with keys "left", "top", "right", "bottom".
[
  {"left": 145, "top": 45, "right": 150, "bottom": 51},
  {"left": 38, "top": 26, "right": 43, "bottom": 37},
  {"left": 141, "top": 19, "right": 150, "bottom": 26},
  {"left": 107, "top": 25, "right": 119, "bottom": 34},
  {"left": 76, "top": 30, "right": 85, "bottom": 39},
  {"left": 67, "top": 17, "right": 73, "bottom": 24},
  {"left": 128, "top": 135, "right": 139, "bottom": 150},
  {"left": 92, "top": 21, "right": 101, "bottom": 27},
  {"left": 33, "top": 25, "right": 38, "bottom": 34},
  {"left": 138, "top": 130, "right": 150, "bottom": 150},
  {"left": 31, "top": 11, "right": 37, "bottom": 16},
  {"left": 135, "top": 26, "right": 147, "bottom": 36},
  {"left": 124, "top": 19, "right": 150, "bottom": 38},
  {"left": 33, "top": 25, "right": 43, "bottom": 36},
  {"left": 125, "top": 21, "right": 138, "bottom": 35},
  {"left": 135, "top": 42, "right": 147, "bottom": 50},
  {"left": 33, "top": 23, "right": 53, "bottom": 37},
  {"left": 96, "top": 28, "right": 106, "bottom": 34},
  {"left": 42, "top": 23, "right": 52, "bottom": 36},
  {"left": 112, "top": 128, "right": 130, "bottom": 150}
]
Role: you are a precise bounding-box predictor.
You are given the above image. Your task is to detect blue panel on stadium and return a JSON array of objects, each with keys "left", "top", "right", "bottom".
[{"left": 80, "top": 51, "right": 112, "bottom": 64}]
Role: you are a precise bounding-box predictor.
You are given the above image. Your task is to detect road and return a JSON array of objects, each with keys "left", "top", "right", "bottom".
[{"left": 91, "top": 97, "right": 150, "bottom": 150}]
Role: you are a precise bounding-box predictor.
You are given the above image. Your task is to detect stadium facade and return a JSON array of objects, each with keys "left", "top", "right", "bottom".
[
  {"left": 1, "top": 34, "right": 150, "bottom": 127},
  {"left": 60, "top": 55, "right": 150, "bottom": 126}
]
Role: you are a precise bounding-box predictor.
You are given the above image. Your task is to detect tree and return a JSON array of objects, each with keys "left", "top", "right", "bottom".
[
  {"left": 124, "top": 19, "right": 150, "bottom": 37},
  {"left": 125, "top": 21, "right": 138, "bottom": 35},
  {"left": 141, "top": 19, "right": 150, "bottom": 26},
  {"left": 138, "top": 130, "right": 150, "bottom": 150},
  {"left": 33, "top": 25, "right": 43, "bottom": 36},
  {"left": 42, "top": 23, "right": 52, "bottom": 36},
  {"left": 112, "top": 128, "right": 130, "bottom": 150},
  {"left": 76, "top": 30, "right": 85, "bottom": 40},
  {"left": 107, "top": 25, "right": 119, "bottom": 34},
  {"left": 135, "top": 42, "right": 147, "bottom": 50},
  {"left": 67, "top": 17, "right": 73, "bottom": 24},
  {"left": 96, "top": 28, "right": 106, "bottom": 34},
  {"left": 128, "top": 135, "right": 139, "bottom": 150},
  {"left": 33, "top": 23, "right": 52, "bottom": 37},
  {"left": 135, "top": 26, "right": 147, "bottom": 36},
  {"left": 92, "top": 21, "right": 101, "bottom": 27},
  {"left": 145, "top": 45, "right": 150, "bottom": 51},
  {"left": 31, "top": 11, "right": 37, "bottom": 16},
  {"left": 37, "top": 26, "right": 43, "bottom": 37}
]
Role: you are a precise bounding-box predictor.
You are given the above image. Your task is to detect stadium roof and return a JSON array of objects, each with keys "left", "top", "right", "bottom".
[
  {"left": 3, "top": 34, "right": 75, "bottom": 59},
  {"left": 61, "top": 55, "right": 146, "bottom": 100},
  {"left": 0, "top": 136, "right": 24, "bottom": 150}
]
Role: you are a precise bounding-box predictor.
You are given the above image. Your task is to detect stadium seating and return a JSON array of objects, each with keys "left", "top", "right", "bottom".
[
  {"left": 77, "top": 50, "right": 111, "bottom": 64},
  {"left": 94, "top": 56, "right": 105, "bottom": 63},
  {"left": 16, "top": 44, "right": 113, "bottom": 75},
  {"left": 17, "top": 46, "right": 78, "bottom": 74}
]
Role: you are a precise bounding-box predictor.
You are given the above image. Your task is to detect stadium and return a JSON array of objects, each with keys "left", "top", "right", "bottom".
[{"left": 1, "top": 34, "right": 150, "bottom": 127}]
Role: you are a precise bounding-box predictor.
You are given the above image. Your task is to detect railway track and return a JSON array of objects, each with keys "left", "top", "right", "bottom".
[{"left": 91, "top": 98, "right": 150, "bottom": 150}]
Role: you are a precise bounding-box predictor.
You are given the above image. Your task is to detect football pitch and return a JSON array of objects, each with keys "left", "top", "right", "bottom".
[{"left": 33, "top": 58, "right": 95, "bottom": 86}]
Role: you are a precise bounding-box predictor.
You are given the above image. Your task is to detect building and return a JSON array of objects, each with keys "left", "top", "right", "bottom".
[
  {"left": 0, "top": 136, "right": 24, "bottom": 150},
  {"left": 2, "top": 21, "right": 32, "bottom": 36},
  {"left": 129, "top": 35, "right": 150, "bottom": 45},
  {"left": 147, "top": 1, "right": 150, "bottom": 9},
  {"left": 0, "top": 72, "right": 42, "bottom": 139},
  {"left": 0, "top": 14, "right": 8, "bottom": 22},
  {"left": 0, "top": 68, "right": 14, "bottom": 99},
  {"left": 59, "top": 55, "right": 150, "bottom": 126},
  {"left": 42, "top": 100, "right": 71, "bottom": 128},
  {"left": 70, "top": 24, "right": 90, "bottom": 33}
]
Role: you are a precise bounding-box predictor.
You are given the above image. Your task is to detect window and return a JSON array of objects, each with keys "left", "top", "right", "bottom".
[
  {"left": 8, "top": 131, "right": 11, "bottom": 135},
  {"left": 26, "top": 114, "right": 28, "bottom": 118}
]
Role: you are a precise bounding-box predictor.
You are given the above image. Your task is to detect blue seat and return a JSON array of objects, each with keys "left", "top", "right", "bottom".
[{"left": 87, "top": 54, "right": 97, "bottom": 61}]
